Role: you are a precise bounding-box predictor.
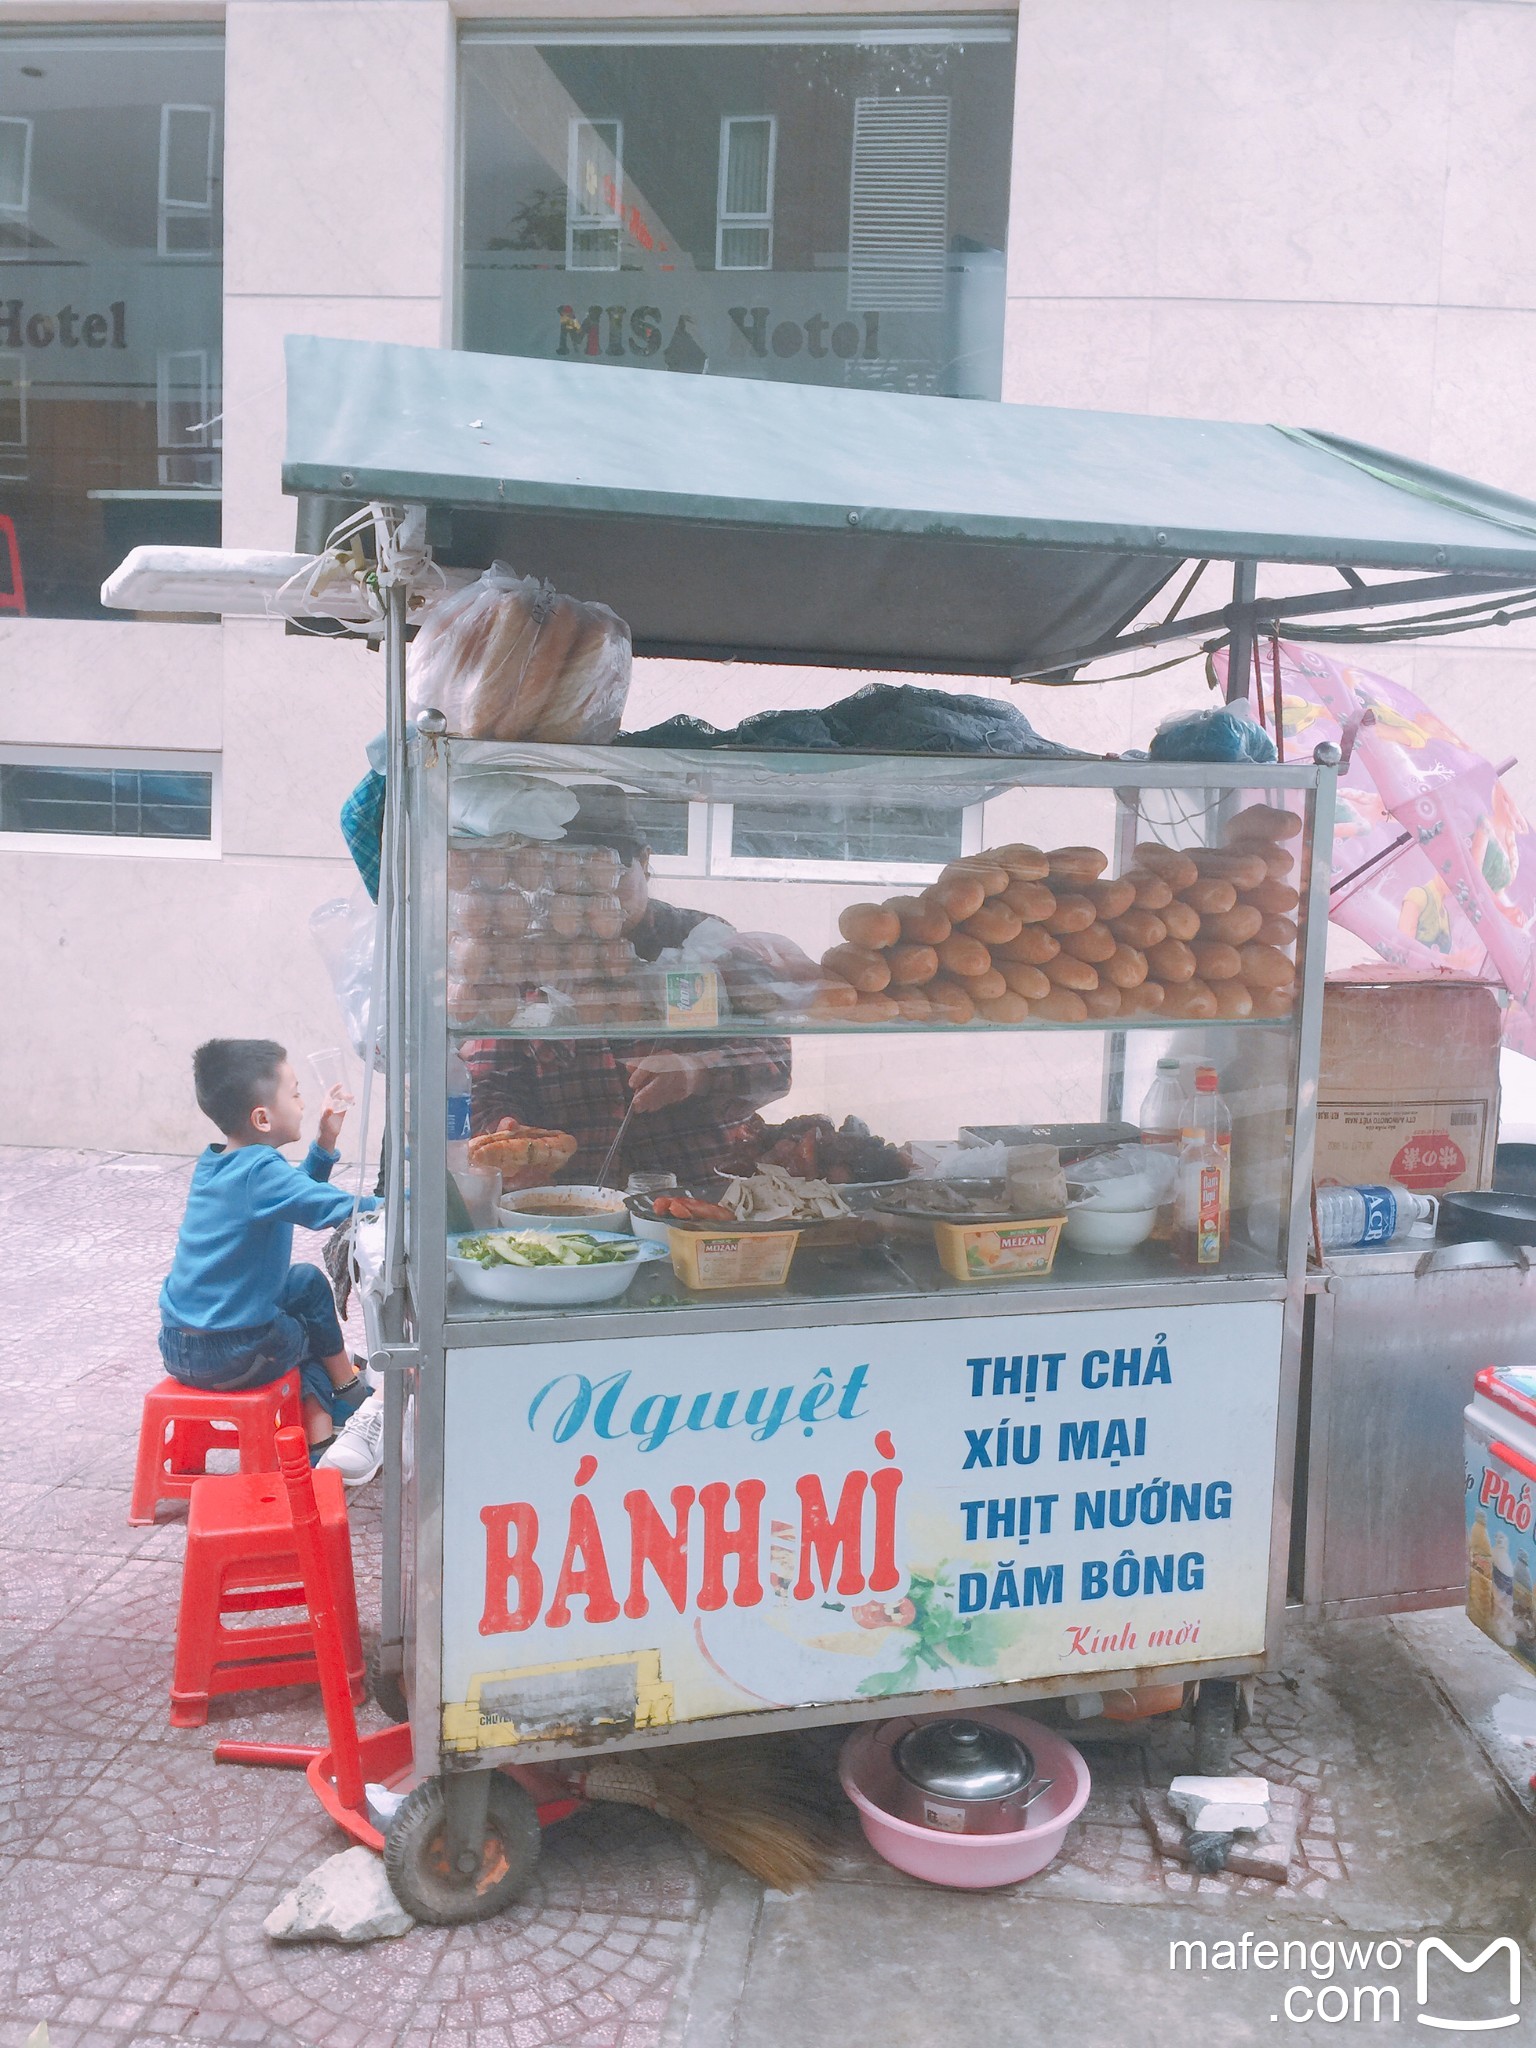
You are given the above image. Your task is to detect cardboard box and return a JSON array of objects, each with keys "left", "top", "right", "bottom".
[{"left": 1315, "top": 972, "right": 1502, "bottom": 1193}]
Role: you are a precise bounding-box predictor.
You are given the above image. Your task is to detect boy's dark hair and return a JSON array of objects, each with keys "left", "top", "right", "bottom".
[{"left": 193, "top": 1038, "right": 286, "bottom": 1136}]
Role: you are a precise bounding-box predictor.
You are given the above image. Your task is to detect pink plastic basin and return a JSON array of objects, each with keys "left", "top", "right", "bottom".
[{"left": 839, "top": 1708, "right": 1091, "bottom": 1889}]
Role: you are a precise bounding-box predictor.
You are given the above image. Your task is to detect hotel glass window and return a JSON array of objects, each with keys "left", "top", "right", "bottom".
[
  {"left": 460, "top": 18, "right": 1014, "bottom": 399},
  {"left": 0, "top": 31, "right": 223, "bottom": 618}
]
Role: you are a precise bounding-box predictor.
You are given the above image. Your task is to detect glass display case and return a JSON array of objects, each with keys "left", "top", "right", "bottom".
[{"left": 404, "top": 742, "right": 1333, "bottom": 1338}]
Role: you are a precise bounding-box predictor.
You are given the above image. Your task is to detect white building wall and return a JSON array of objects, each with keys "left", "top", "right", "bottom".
[{"left": 3, "top": 0, "right": 1536, "bottom": 1154}]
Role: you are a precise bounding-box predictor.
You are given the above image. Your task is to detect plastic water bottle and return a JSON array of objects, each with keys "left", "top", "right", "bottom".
[
  {"left": 1314, "top": 1183, "right": 1436, "bottom": 1250},
  {"left": 1175, "top": 1066, "right": 1230, "bottom": 1268},
  {"left": 1139, "top": 1058, "right": 1184, "bottom": 1240},
  {"left": 446, "top": 1047, "right": 472, "bottom": 1174}
]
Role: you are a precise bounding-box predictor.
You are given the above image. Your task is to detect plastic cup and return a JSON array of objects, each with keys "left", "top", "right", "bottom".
[{"left": 309, "top": 1047, "right": 355, "bottom": 1107}]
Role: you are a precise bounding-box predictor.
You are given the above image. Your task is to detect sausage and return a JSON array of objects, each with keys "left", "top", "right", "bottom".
[
  {"left": 1103, "top": 943, "right": 1149, "bottom": 989},
  {"left": 992, "top": 925, "right": 1060, "bottom": 965},
  {"left": 1179, "top": 877, "right": 1237, "bottom": 916},
  {"left": 1238, "top": 942, "right": 1295, "bottom": 989},
  {"left": 1214, "top": 978, "right": 1255, "bottom": 1019},
  {"left": 1256, "top": 914, "right": 1298, "bottom": 949},
  {"left": 1000, "top": 878, "right": 1056, "bottom": 924},
  {"left": 1133, "top": 843, "right": 1199, "bottom": 891},
  {"left": 928, "top": 874, "right": 988, "bottom": 922},
  {"left": 960, "top": 902, "right": 1024, "bottom": 946},
  {"left": 1146, "top": 936, "right": 1197, "bottom": 983},
  {"left": 1126, "top": 869, "right": 1174, "bottom": 910},
  {"left": 1225, "top": 802, "right": 1303, "bottom": 843},
  {"left": 976, "top": 990, "right": 1032, "bottom": 1024},
  {"left": 998, "top": 960, "right": 1052, "bottom": 1001},
  {"left": 886, "top": 942, "right": 940, "bottom": 986},
  {"left": 1045, "top": 952, "right": 1099, "bottom": 992},
  {"left": 925, "top": 977, "right": 977, "bottom": 1024},
  {"left": 1082, "top": 982, "right": 1123, "bottom": 1018},
  {"left": 1243, "top": 880, "right": 1301, "bottom": 915},
  {"left": 838, "top": 902, "right": 901, "bottom": 950},
  {"left": 1109, "top": 908, "right": 1168, "bottom": 950},
  {"left": 1084, "top": 876, "right": 1137, "bottom": 921},
  {"left": 1200, "top": 904, "right": 1264, "bottom": 946},
  {"left": 936, "top": 933, "right": 993, "bottom": 980},
  {"left": 1191, "top": 939, "right": 1243, "bottom": 982},
  {"left": 1160, "top": 899, "right": 1202, "bottom": 942},
  {"left": 821, "top": 942, "right": 891, "bottom": 993},
  {"left": 1030, "top": 987, "right": 1090, "bottom": 1023},
  {"left": 1061, "top": 922, "right": 1118, "bottom": 964},
  {"left": 886, "top": 893, "right": 952, "bottom": 945},
  {"left": 1043, "top": 893, "right": 1097, "bottom": 935},
  {"left": 1045, "top": 845, "right": 1109, "bottom": 883}
]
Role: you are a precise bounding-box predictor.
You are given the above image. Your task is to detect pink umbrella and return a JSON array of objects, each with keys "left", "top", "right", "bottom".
[{"left": 1213, "top": 641, "right": 1536, "bottom": 1051}]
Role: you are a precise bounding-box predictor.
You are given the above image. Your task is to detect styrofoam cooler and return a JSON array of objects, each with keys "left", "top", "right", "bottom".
[{"left": 1464, "top": 1365, "right": 1536, "bottom": 1669}]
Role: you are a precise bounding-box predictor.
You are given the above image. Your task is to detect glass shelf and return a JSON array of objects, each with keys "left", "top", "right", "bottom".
[{"left": 444, "top": 1015, "right": 1293, "bottom": 1040}]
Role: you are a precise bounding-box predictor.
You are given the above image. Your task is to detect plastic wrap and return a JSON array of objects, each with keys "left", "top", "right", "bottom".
[
  {"left": 1148, "top": 706, "right": 1278, "bottom": 764},
  {"left": 310, "top": 892, "right": 380, "bottom": 1061},
  {"left": 408, "top": 561, "right": 632, "bottom": 742}
]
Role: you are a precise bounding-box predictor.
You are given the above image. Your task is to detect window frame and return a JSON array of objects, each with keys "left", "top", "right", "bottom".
[
  {"left": 645, "top": 795, "right": 982, "bottom": 884},
  {"left": 0, "top": 744, "right": 222, "bottom": 858},
  {"left": 715, "top": 112, "right": 777, "bottom": 272},
  {"left": 157, "top": 101, "right": 217, "bottom": 259},
  {"left": 565, "top": 115, "right": 624, "bottom": 273},
  {"left": 0, "top": 113, "right": 33, "bottom": 216}
]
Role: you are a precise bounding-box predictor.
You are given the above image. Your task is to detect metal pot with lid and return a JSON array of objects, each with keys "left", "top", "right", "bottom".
[{"left": 892, "top": 1717, "right": 1055, "bottom": 1835}]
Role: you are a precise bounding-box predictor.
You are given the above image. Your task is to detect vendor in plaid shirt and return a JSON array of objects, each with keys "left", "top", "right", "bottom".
[{"left": 460, "top": 795, "right": 791, "bottom": 1186}]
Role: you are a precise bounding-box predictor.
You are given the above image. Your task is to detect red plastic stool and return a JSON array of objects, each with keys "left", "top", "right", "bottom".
[
  {"left": 169, "top": 1465, "right": 365, "bottom": 1728},
  {"left": 129, "top": 1371, "right": 302, "bottom": 1526}
]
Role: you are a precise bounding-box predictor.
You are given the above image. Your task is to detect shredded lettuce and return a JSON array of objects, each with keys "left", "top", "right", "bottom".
[{"left": 458, "top": 1230, "right": 634, "bottom": 1269}]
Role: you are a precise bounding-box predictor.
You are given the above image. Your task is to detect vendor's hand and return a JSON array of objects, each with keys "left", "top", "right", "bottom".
[
  {"left": 317, "top": 1084, "right": 353, "bottom": 1154},
  {"left": 624, "top": 1052, "right": 711, "bottom": 1114}
]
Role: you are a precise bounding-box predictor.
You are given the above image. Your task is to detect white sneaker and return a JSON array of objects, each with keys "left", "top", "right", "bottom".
[{"left": 319, "top": 1388, "right": 385, "bottom": 1486}]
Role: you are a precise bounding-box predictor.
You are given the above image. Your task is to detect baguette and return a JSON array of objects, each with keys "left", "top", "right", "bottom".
[
  {"left": 1200, "top": 904, "right": 1264, "bottom": 947},
  {"left": 1134, "top": 843, "right": 1199, "bottom": 891},
  {"left": 1103, "top": 943, "right": 1149, "bottom": 989},
  {"left": 1084, "top": 877, "right": 1137, "bottom": 921},
  {"left": 839, "top": 903, "right": 901, "bottom": 950},
  {"left": 992, "top": 925, "right": 1060, "bottom": 965},
  {"left": 1000, "top": 878, "right": 1056, "bottom": 924},
  {"left": 961, "top": 903, "right": 1024, "bottom": 947},
  {"left": 1161, "top": 899, "right": 1202, "bottom": 942},
  {"left": 1225, "top": 802, "right": 1302, "bottom": 843},
  {"left": 1045, "top": 952, "right": 1099, "bottom": 992},
  {"left": 1146, "top": 936, "right": 1197, "bottom": 983},
  {"left": 822, "top": 943, "right": 891, "bottom": 993},
  {"left": 1043, "top": 893, "right": 1097, "bottom": 935},
  {"left": 1046, "top": 845, "right": 1109, "bottom": 883},
  {"left": 1031, "top": 986, "right": 1090, "bottom": 1023},
  {"left": 886, "top": 894, "right": 951, "bottom": 945},
  {"left": 936, "top": 933, "right": 993, "bottom": 980},
  {"left": 1109, "top": 908, "right": 1168, "bottom": 950},
  {"left": 1061, "top": 922, "right": 1118, "bottom": 965},
  {"left": 976, "top": 990, "right": 1032, "bottom": 1024},
  {"left": 998, "top": 960, "right": 1052, "bottom": 1002},
  {"left": 886, "top": 942, "right": 939, "bottom": 986}
]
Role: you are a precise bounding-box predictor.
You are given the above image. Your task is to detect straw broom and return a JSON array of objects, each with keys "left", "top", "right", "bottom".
[{"left": 576, "top": 1735, "right": 842, "bottom": 1891}]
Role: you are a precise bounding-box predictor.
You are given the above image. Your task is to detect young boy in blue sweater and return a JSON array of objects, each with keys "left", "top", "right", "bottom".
[{"left": 160, "top": 1039, "right": 380, "bottom": 1464}]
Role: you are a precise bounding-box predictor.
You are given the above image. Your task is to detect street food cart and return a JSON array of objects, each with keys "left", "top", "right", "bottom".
[{"left": 106, "top": 336, "right": 1536, "bottom": 1920}]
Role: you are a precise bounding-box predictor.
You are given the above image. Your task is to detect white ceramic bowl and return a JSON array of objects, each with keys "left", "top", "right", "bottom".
[
  {"left": 1063, "top": 1203, "right": 1158, "bottom": 1254},
  {"left": 449, "top": 1230, "right": 663, "bottom": 1305},
  {"left": 495, "top": 1185, "right": 632, "bottom": 1234}
]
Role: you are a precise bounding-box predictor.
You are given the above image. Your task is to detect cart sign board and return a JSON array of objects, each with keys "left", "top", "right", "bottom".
[{"left": 438, "top": 1301, "right": 1282, "bottom": 1752}]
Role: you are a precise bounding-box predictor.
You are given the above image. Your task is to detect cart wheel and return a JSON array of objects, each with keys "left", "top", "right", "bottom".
[
  {"left": 384, "top": 1774, "right": 541, "bottom": 1925},
  {"left": 365, "top": 1644, "right": 410, "bottom": 1726},
  {"left": 1192, "top": 1679, "right": 1237, "bottom": 1775}
]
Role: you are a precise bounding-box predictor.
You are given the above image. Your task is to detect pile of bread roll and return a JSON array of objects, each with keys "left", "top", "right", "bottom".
[{"left": 815, "top": 805, "right": 1301, "bottom": 1024}]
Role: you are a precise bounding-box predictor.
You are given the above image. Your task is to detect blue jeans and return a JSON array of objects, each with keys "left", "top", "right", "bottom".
[{"left": 159, "top": 1264, "right": 349, "bottom": 1421}]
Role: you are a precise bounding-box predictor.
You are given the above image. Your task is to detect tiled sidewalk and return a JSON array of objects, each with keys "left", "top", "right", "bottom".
[{"left": 2, "top": 1146, "right": 1533, "bottom": 2048}]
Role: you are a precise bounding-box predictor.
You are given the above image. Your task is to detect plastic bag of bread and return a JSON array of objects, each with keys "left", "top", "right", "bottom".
[{"left": 408, "top": 561, "right": 632, "bottom": 742}]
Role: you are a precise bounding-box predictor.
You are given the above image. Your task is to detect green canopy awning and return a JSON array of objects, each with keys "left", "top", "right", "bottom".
[{"left": 282, "top": 335, "right": 1536, "bottom": 676}]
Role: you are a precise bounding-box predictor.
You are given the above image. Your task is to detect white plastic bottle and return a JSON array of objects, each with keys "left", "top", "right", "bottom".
[{"left": 1314, "top": 1183, "right": 1436, "bottom": 1250}]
